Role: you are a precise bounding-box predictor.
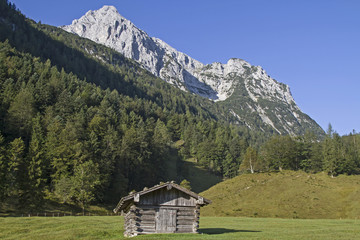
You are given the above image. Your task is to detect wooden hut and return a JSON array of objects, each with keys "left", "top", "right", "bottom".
[{"left": 113, "top": 182, "right": 211, "bottom": 237}]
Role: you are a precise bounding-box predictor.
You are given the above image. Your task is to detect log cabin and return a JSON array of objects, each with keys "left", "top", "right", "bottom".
[{"left": 113, "top": 182, "right": 211, "bottom": 237}]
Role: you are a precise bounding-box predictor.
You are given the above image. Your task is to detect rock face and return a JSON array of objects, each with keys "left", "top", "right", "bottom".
[{"left": 61, "top": 5, "right": 323, "bottom": 135}]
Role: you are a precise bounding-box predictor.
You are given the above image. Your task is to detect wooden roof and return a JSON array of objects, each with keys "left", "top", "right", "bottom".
[{"left": 113, "top": 182, "right": 211, "bottom": 213}]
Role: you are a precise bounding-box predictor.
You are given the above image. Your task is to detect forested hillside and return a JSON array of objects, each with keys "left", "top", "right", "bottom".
[
  {"left": 1, "top": 0, "right": 359, "bottom": 215},
  {"left": 0, "top": 0, "right": 262, "bottom": 211}
]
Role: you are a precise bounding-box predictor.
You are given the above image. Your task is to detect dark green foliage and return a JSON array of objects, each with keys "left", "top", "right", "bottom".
[
  {"left": 70, "top": 160, "right": 101, "bottom": 214},
  {"left": 6, "top": 137, "right": 26, "bottom": 203},
  {"left": 0, "top": 1, "right": 255, "bottom": 210},
  {"left": 0, "top": 0, "right": 359, "bottom": 213},
  {"left": 0, "top": 132, "right": 7, "bottom": 200},
  {"left": 258, "top": 129, "right": 360, "bottom": 176},
  {"left": 0, "top": 39, "right": 181, "bottom": 208},
  {"left": 261, "top": 135, "right": 302, "bottom": 171},
  {"left": 322, "top": 125, "right": 359, "bottom": 177}
]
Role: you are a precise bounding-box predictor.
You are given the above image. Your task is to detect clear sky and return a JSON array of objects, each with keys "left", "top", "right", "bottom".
[{"left": 9, "top": 0, "right": 360, "bottom": 135}]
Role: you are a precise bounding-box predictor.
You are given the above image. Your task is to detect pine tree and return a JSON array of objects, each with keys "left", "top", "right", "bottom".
[
  {"left": 223, "top": 152, "right": 238, "bottom": 178},
  {"left": 322, "top": 130, "right": 346, "bottom": 177},
  {"left": 0, "top": 132, "right": 7, "bottom": 200},
  {"left": 7, "top": 88, "right": 36, "bottom": 139},
  {"left": 7, "top": 137, "right": 26, "bottom": 202},
  {"left": 27, "top": 114, "right": 46, "bottom": 206}
]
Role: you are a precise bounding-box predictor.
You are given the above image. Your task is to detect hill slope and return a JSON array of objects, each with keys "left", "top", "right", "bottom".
[{"left": 201, "top": 171, "right": 360, "bottom": 219}]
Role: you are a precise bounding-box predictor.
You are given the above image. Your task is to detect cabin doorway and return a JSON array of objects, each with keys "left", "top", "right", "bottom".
[{"left": 155, "top": 208, "right": 177, "bottom": 233}]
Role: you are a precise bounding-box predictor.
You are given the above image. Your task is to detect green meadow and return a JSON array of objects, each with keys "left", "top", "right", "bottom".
[
  {"left": 201, "top": 171, "right": 360, "bottom": 219},
  {"left": 0, "top": 216, "right": 359, "bottom": 240}
]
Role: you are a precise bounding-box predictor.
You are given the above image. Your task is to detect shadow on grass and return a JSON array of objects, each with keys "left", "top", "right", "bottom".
[{"left": 200, "top": 228, "right": 261, "bottom": 235}]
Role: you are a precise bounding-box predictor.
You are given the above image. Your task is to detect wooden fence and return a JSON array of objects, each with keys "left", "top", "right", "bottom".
[{"left": 17, "top": 212, "right": 122, "bottom": 217}]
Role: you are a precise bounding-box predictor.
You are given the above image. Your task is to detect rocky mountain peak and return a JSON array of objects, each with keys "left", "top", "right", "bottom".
[{"left": 61, "top": 5, "right": 323, "bottom": 135}]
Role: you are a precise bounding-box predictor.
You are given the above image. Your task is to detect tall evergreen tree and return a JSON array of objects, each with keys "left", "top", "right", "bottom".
[
  {"left": 0, "top": 132, "right": 7, "bottom": 200},
  {"left": 7, "top": 137, "right": 26, "bottom": 202},
  {"left": 27, "top": 114, "right": 46, "bottom": 207}
]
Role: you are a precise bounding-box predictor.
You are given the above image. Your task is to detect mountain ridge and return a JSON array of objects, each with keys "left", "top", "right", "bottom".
[{"left": 61, "top": 5, "right": 324, "bottom": 136}]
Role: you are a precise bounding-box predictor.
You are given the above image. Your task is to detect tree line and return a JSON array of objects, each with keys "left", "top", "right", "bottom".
[
  {"left": 0, "top": 39, "right": 256, "bottom": 211},
  {"left": 238, "top": 127, "right": 360, "bottom": 177},
  {"left": 1, "top": 0, "right": 359, "bottom": 214}
]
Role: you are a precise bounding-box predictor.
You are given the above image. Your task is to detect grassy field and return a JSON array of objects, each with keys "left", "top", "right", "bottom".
[
  {"left": 201, "top": 170, "right": 360, "bottom": 219},
  {"left": 0, "top": 216, "right": 359, "bottom": 240}
]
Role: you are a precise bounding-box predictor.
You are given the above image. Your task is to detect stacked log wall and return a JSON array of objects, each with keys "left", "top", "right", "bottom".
[
  {"left": 124, "top": 206, "right": 137, "bottom": 237},
  {"left": 136, "top": 208, "right": 156, "bottom": 234},
  {"left": 124, "top": 206, "right": 158, "bottom": 236},
  {"left": 176, "top": 208, "right": 197, "bottom": 233}
]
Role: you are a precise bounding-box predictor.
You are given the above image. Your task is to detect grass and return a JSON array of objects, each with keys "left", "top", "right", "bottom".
[
  {"left": 0, "top": 216, "right": 359, "bottom": 239},
  {"left": 200, "top": 170, "right": 360, "bottom": 219},
  {"left": 0, "top": 216, "right": 122, "bottom": 240},
  {"left": 0, "top": 198, "right": 111, "bottom": 217}
]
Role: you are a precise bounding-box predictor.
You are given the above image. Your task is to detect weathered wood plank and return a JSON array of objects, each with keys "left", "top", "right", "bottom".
[
  {"left": 138, "top": 226, "right": 155, "bottom": 230},
  {"left": 177, "top": 224, "right": 196, "bottom": 228},
  {"left": 136, "top": 221, "right": 155, "bottom": 227},
  {"left": 136, "top": 213, "right": 156, "bottom": 217},
  {"left": 177, "top": 215, "right": 196, "bottom": 220},
  {"left": 137, "top": 231, "right": 157, "bottom": 235},
  {"left": 135, "top": 215, "right": 155, "bottom": 221},
  {"left": 138, "top": 188, "right": 197, "bottom": 207},
  {"left": 137, "top": 220, "right": 155, "bottom": 225},
  {"left": 176, "top": 228, "right": 196, "bottom": 233},
  {"left": 138, "top": 209, "right": 156, "bottom": 214},
  {"left": 137, "top": 205, "right": 195, "bottom": 211},
  {"left": 176, "top": 219, "right": 195, "bottom": 225},
  {"left": 138, "top": 229, "right": 156, "bottom": 233},
  {"left": 155, "top": 208, "right": 177, "bottom": 233},
  {"left": 177, "top": 211, "right": 194, "bottom": 216},
  {"left": 138, "top": 224, "right": 155, "bottom": 228}
]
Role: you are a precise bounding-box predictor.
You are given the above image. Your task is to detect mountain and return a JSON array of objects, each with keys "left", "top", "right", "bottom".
[{"left": 61, "top": 5, "right": 323, "bottom": 136}]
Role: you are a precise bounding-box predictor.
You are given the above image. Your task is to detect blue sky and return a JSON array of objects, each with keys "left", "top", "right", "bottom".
[{"left": 10, "top": 0, "right": 360, "bottom": 135}]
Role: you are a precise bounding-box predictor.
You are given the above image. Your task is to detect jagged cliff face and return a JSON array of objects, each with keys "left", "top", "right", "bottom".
[{"left": 61, "top": 5, "right": 323, "bottom": 135}]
